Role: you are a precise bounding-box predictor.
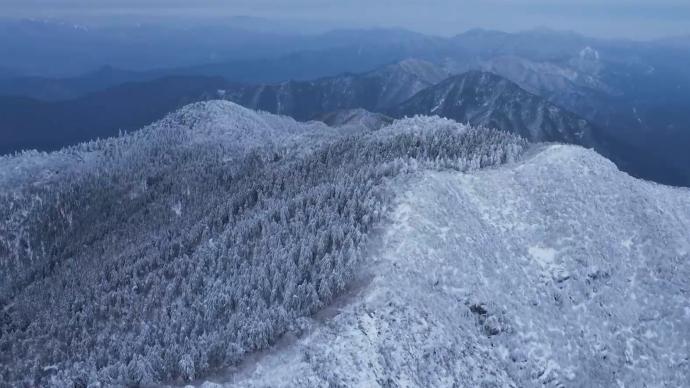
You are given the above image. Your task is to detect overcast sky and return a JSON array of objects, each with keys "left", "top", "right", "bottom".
[{"left": 2, "top": 0, "right": 689, "bottom": 39}]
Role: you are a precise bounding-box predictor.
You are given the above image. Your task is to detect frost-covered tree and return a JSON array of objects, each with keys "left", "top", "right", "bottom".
[{"left": 0, "top": 102, "right": 526, "bottom": 386}]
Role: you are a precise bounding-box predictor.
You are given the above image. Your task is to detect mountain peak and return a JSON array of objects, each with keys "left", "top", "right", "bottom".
[
  {"left": 390, "top": 71, "right": 598, "bottom": 146},
  {"left": 151, "top": 100, "right": 333, "bottom": 149}
]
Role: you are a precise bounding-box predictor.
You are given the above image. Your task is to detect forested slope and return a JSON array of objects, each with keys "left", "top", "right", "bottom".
[
  {"left": 0, "top": 101, "right": 525, "bottom": 386},
  {"left": 225, "top": 145, "right": 690, "bottom": 388}
]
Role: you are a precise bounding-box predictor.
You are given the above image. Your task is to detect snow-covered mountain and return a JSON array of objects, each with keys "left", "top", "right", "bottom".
[
  {"left": 441, "top": 51, "right": 631, "bottom": 147},
  {"left": 2, "top": 101, "right": 688, "bottom": 387},
  {"left": 0, "top": 58, "right": 451, "bottom": 157},
  {"left": 0, "top": 101, "right": 526, "bottom": 386},
  {"left": 221, "top": 144, "right": 690, "bottom": 388},
  {"left": 363, "top": 58, "right": 451, "bottom": 108},
  {"left": 389, "top": 71, "right": 599, "bottom": 146},
  {"left": 225, "top": 58, "right": 449, "bottom": 120},
  {"left": 0, "top": 101, "right": 337, "bottom": 191},
  {"left": 465, "top": 54, "right": 615, "bottom": 105},
  {"left": 441, "top": 29, "right": 690, "bottom": 186}
]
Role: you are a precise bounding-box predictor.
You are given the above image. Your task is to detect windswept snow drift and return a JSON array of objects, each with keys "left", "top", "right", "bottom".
[{"left": 202, "top": 145, "right": 690, "bottom": 388}]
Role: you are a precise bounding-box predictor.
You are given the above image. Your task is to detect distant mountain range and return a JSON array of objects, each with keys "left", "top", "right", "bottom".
[
  {"left": 3, "top": 55, "right": 683, "bottom": 185},
  {"left": 0, "top": 60, "right": 597, "bottom": 155},
  {"left": 0, "top": 66, "right": 150, "bottom": 101},
  {"left": 389, "top": 71, "right": 598, "bottom": 146},
  {"left": 222, "top": 59, "right": 448, "bottom": 120},
  {"left": 1, "top": 26, "right": 689, "bottom": 186},
  {"left": 0, "top": 19, "right": 442, "bottom": 78},
  {"left": 0, "top": 59, "right": 445, "bottom": 154},
  {"left": 0, "top": 35, "right": 447, "bottom": 102}
]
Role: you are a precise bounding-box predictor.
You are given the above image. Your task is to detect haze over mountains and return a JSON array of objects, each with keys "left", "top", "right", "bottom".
[
  {"left": 0, "top": 60, "right": 592, "bottom": 158},
  {"left": 1, "top": 21, "right": 689, "bottom": 186}
]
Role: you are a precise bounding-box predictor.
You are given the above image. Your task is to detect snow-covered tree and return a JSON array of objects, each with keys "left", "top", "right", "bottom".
[{"left": 0, "top": 102, "right": 526, "bottom": 386}]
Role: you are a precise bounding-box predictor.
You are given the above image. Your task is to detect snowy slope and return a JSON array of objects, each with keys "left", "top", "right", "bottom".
[
  {"left": 224, "top": 59, "right": 448, "bottom": 121},
  {"left": 199, "top": 144, "right": 690, "bottom": 388},
  {"left": 364, "top": 58, "right": 450, "bottom": 109},
  {"left": 0, "top": 100, "right": 338, "bottom": 191},
  {"left": 3, "top": 99, "right": 688, "bottom": 387},
  {"left": 0, "top": 101, "right": 527, "bottom": 386},
  {"left": 147, "top": 100, "right": 341, "bottom": 150}
]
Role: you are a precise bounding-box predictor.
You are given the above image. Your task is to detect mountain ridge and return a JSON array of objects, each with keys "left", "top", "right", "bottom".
[
  {"left": 219, "top": 142, "right": 690, "bottom": 387},
  {"left": 0, "top": 101, "right": 528, "bottom": 386},
  {"left": 389, "top": 70, "right": 599, "bottom": 146},
  {"left": 0, "top": 64, "right": 595, "bottom": 157}
]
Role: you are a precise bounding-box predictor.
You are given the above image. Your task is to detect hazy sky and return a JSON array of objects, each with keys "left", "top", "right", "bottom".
[{"left": 2, "top": 0, "right": 690, "bottom": 39}]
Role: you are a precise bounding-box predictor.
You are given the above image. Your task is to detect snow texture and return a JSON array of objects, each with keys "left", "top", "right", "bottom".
[
  {"left": 2, "top": 100, "right": 688, "bottom": 387},
  {"left": 0, "top": 101, "right": 525, "bottom": 386},
  {"left": 196, "top": 144, "right": 690, "bottom": 388}
]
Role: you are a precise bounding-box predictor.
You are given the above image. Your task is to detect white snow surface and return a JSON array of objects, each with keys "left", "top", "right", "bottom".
[
  {"left": 192, "top": 144, "right": 690, "bottom": 388},
  {"left": 0, "top": 101, "right": 340, "bottom": 192},
  {"left": 148, "top": 100, "right": 338, "bottom": 150}
]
